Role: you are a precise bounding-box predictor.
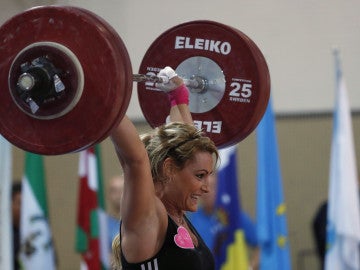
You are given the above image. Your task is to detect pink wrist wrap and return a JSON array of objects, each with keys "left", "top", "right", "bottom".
[{"left": 167, "top": 84, "right": 189, "bottom": 107}]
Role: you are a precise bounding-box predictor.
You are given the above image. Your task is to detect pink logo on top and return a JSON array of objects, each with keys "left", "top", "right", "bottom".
[{"left": 174, "top": 226, "right": 194, "bottom": 249}]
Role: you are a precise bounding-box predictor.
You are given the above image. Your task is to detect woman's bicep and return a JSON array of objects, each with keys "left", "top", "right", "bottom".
[{"left": 120, "top": 160, "right": 158, "bottom": 229}]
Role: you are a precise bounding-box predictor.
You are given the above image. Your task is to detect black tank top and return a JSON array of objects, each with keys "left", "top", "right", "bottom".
[{"left": 120, "top": 216, "right": 215, "bottom": 270}]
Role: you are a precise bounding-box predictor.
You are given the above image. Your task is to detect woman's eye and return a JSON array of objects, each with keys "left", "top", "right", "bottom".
[{"left": 196, "top": 174, "right": 205, "bottom": 179}]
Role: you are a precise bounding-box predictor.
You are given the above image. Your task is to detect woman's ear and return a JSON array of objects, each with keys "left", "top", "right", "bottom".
[{"left": 162, "top": 157, "right": 175, "bottom": 179}]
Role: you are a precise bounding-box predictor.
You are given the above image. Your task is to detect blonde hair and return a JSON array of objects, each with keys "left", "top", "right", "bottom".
[
  {"left": 111, "top": 233, "right": 121, "bottom": 270},
  {"left": 140, "top": 122, "right": 219, "bottom": 182}
]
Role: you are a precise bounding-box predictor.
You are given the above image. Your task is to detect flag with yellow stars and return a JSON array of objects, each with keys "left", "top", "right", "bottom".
[{"left": 256, "top": 96, "right": 291, "bottom": 270}]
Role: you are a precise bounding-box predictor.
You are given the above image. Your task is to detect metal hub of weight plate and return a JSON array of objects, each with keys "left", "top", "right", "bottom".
[
  {"left": 137, "top": 20, "right": 270, "bottom": 148},
  {"left": 0, "top": 6, "right": 133, "bottom": 155},
  {"left": 9, "top": 41, "right": 85, "bottom": 119}
]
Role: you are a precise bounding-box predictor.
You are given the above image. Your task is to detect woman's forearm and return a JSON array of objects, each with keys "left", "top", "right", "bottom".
[{"left": 110, "top": 115, "right": 147, "bottom": 165}]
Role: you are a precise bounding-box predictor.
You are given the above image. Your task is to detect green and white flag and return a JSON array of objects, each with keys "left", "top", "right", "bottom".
[
  {"left": 19, "top": 152, "right": 56, "bottom": 270},
  {"left": 0, "top": 136, "right": 12, "bottom": 270}
]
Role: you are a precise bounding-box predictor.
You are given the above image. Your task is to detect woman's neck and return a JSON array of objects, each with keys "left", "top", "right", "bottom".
[{"left": 155, "top": 182, "right": 185, "bottom": 225}]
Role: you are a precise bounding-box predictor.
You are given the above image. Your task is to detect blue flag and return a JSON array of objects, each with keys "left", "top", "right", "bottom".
[
  {"left": 213, "top": 146, "right": 249, "bottom": 270},
  {"left": 256, "top": 97, "right": 291, "bottom": 270},
  {"left": 324, "top": 50, "right": 360, "bottom": 270}
]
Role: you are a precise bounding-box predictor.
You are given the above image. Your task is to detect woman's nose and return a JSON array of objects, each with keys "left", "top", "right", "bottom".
[{"left": 201, "top": 178, "right": 210, "bottom": 193}]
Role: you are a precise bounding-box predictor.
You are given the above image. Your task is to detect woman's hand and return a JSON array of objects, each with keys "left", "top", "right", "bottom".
[{"left": 155, "top": 66, "right": 184, "bottom": 91}]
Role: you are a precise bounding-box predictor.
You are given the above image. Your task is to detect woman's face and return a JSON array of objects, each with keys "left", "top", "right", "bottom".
[{"left": 166, "top": 151, "right": 215, "bottom": 212}]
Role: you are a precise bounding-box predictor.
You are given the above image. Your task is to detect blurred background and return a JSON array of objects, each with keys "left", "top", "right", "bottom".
[{"left": 2, "top": 0, "right": 360, "bottom": 269}]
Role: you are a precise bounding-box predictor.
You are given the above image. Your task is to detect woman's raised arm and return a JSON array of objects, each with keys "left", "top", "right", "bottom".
[{"left": 110, "top": 116, "right": 158, "bottom": 233}]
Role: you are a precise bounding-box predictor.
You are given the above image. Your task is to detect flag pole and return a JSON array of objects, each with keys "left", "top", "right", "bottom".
[{"left": 332, "top": 48, "right": 341, "bottom": 83}]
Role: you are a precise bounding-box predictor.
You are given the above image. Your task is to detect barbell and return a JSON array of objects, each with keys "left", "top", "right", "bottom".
[{"left": 0, "top": 5, "right": 270, "bottom": 155}]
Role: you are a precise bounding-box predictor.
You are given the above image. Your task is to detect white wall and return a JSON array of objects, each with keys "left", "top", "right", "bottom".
[{"left": 1, "top": 0, "right": 360, "bottom": 120}]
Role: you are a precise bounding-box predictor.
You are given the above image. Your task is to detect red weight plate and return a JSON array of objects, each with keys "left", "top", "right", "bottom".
[
  {"left": 137, "top": 20, "right": 270, "bottom": 148},
  {"left": 0, "top": 6, "right": 132, "bottom": 155},
  {"left": 73, "top": 7, "right": 133, "bottom": 146}
]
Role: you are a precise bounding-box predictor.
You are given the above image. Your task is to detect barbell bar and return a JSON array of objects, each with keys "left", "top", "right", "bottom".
[{"left": 133, "top": 74, "right": 207, "bottom": 92}]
